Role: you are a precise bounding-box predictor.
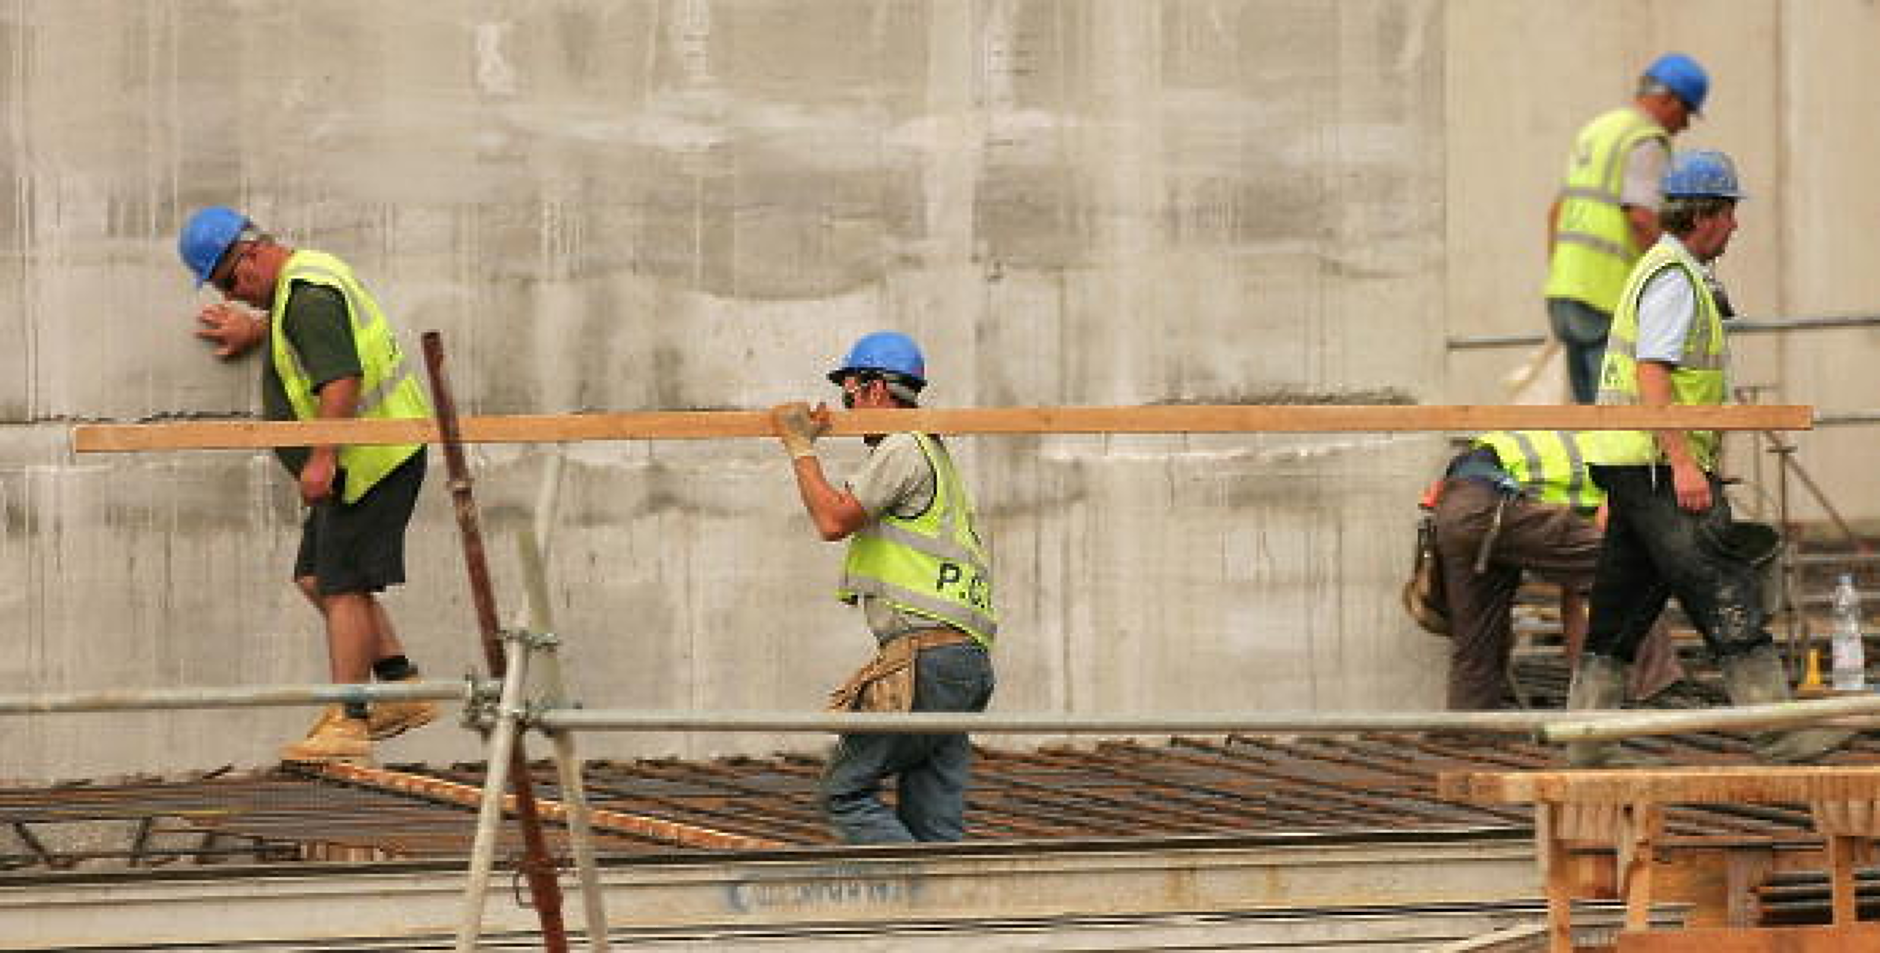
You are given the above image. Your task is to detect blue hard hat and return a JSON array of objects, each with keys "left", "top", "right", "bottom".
[
  {"left": 827, "top": 331, "right": 927, "bottom": 388},
  {"left": 1663, "top": 149, "right": 1746, "bottom": 200},
  {"left": 1644, "top": 53, "right": 1709, "bottom": 114},
  {"left": 177, "top": 206, "right": 249, "bottom": 288}
]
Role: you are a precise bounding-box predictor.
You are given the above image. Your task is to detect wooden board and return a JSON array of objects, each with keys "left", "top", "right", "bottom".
[
  {"left": 1614, "top": 923, "right": 1880, "bottom": 950},
  {"left": 71, "top": 403, "right": 1817, "bottom": 452},
  {"left": 1440, "top": 765, "right": 1880, "bottom": 806}
]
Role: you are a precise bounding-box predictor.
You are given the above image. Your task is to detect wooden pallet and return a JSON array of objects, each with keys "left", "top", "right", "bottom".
[{"left": 1441, "top": 766, "right": 1880, "bottom": 951}]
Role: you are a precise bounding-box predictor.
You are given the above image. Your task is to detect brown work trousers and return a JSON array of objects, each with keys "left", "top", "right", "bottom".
[{"left": 1434, "top": 479, "right": 1680, "bottom": 710}]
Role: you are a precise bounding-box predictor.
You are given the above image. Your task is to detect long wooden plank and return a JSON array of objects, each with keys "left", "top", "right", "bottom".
[
  {"left": 1440, "top": 765, "right": 1880, "bottom": 806},
  {"left": 70, "top": 403, "right": 1816, "bottom": 452}
]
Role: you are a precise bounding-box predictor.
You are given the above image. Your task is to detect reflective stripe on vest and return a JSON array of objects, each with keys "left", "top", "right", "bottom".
[
  {"left": 1475, "top": 430, "right": 1603, "bottom": 511},
  {"left": 1543, "top": 107, "right": 1670, "bottom": 313},
  {"left": 1587, "top": 239, "right": 1728, "bottom": 470},
  {"left": 269, "top": 250, "right": 432, "bottom": 504},
  {"left": 839, "top": 433, "right": 998, "bottom": 644}
]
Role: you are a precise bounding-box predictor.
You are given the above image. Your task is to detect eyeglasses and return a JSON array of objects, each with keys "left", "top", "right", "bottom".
[
  {"left": 209, "top": 229, "right": 262, "bottom": 294},
  {"left": 210, "top": 243, "right": 253, "bottom": 294}
]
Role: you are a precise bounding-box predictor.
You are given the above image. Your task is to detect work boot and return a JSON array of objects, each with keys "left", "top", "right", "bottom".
[
  {"left": 1720, "top": 645, "right": 1856, "bottom": 763},
  {"left": 280, "top": 705, "right": 373, "bottom": 763},
  {"left": 366, "top": 699, "right": 438, "bottom": 741},
  {"left": 1563, "top": 654, "right": 1628, "bottom": 767}
]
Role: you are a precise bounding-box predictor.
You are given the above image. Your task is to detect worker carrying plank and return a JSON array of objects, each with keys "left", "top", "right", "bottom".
[
  {"left": 1567, "top": 151, "right": 1855, "bottom": 765},
  {"left": 1419, "top": 430, "right": 1684, "bottom": 711},
  {"left": 177, "top": 206, "right": 438, "bottom": 762},
  {"left": 770, "top": 331, "right": 997, "bottom": 843},
  {"left": 1545, "top": 53, "right": 1708, "bottom": 403}
]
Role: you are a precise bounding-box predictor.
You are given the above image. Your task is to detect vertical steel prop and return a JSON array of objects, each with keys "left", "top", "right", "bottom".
[{"left": 421, "top": 331, "right": 570, "bottom": 952}]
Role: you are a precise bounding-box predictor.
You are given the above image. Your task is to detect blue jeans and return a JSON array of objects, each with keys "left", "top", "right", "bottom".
[
  {"left": 1547, "top": 297, "right": 1612, "bottom": 405},
  {"left": 1585, "top": 465, "right": 1772, "bottom": 663},
  {"left": 822, "top": 640, "right": 995, "bottom": 844}
]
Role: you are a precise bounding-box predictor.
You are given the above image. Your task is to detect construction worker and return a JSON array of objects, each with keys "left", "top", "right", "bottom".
[
  {"left": 1429, "top": 431, "right": 1682, "bottom": 710},
  {"left": 178, "top": 207, "right": 437, "bottom": 762},
  {"left": 770, "top": 331, "right": 997, "bottom": 843},
  {"left": 1545, "top": 53, "right": 1708, "bottom": 403},
  {"left": 1567, "top": 151, "right": 1851, "bottom": 765}
]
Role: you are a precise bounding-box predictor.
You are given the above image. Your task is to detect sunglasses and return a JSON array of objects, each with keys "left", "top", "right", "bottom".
[{"left": 210, "top": 230, "right": 263, "bottom": 294}]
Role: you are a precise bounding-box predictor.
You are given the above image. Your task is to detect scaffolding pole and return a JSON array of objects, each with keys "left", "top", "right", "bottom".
[
  {"left": 0, "top": 680, "right": 468, "bottom": 715},
  {"left": 423, "top": 331, "right": 569, "bottom": 953},
  {"left": 1539, "top": 695, "right": 1880, "bottom": 744},
  {"left": 526, "top": 709, "right": 1631, "bottom": 735}
]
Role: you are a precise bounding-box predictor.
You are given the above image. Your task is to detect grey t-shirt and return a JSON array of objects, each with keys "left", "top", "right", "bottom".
[{"left": 845, "top": 432, "right": 941, "bottom": 641}]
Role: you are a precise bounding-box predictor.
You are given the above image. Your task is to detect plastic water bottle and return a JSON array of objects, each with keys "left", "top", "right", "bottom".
[{"left": 1830, "top": 573, "right": 1866, "bottom": 691}]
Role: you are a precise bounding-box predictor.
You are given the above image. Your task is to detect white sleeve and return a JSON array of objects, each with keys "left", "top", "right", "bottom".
[
  {"left": 1620, "top": 139, "right": 1669, "bottom": 212},
  {"left": 1633, "top": 268, "right": 1696, "bottom": 364}
]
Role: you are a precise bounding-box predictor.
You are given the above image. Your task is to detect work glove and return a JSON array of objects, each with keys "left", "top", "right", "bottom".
[{"left": 771, "top": 402, "right": 831, "bottom": 460}]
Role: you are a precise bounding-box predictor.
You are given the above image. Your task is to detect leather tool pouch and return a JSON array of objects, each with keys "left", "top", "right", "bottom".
[{"left": 827, "top": 636, "right": 920, "bottom": 713}]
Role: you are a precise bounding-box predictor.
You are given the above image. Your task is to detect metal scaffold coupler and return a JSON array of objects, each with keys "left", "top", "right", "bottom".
[{"left": 460, "top": 670, "right": 504, "bottom": 732}]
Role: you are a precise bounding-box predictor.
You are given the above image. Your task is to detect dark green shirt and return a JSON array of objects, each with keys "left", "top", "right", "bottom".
[{"left": 261, "top": 282, "right": 363, "bottom": 474}]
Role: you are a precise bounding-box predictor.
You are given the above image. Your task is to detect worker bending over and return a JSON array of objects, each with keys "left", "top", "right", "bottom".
[
  {"left": 771, "top": 332, "right": 997, "bottom": 843},
  {"left": 1429, "top": 430, "right": 1682, "bottom": 711}
]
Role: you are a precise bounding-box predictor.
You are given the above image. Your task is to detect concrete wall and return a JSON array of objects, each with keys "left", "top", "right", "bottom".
[{"left": 1, "top": 1, "right": 1874, "bottom": 781}]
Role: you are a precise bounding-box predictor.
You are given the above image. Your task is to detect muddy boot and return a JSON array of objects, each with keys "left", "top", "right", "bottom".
[
  {"left": 1563, "top": 654, "right": 1628, "bottom": 767},
  {"left": 281, "top": 705, "right": 373, "bottom": 763},
  {"left": 1720, "top": 645, "right": 1856, "bottom": 763}
]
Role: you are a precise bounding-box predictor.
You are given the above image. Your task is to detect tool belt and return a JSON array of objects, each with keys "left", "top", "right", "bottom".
[{"left": 827, "top": 627, "right": 975, "bottom": 714}]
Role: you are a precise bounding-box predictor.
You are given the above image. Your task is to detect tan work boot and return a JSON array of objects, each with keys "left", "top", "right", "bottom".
[
  {"left": 281, "top": 705, "right": 373, "bottom": 763},
  {"left": 1563, "top": 654, "right": 1629, "bottom": 767},
  {"left": 367, "top": 699, "right": 438, "bottom": 741},
  {"left": 1720, "top": 645, "right": 1857, "bottom": 763}
]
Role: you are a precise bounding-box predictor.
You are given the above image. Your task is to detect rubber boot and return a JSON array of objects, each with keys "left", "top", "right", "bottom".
[
  {"left": 1563, "top": 654, "right": 1628, "bottom": 767},
  {"left": 281, "top": 705, "right": 373, "bottom": 763},
  {"left": 1720, "top": 645, "right": 1856, "bottom": 763}
]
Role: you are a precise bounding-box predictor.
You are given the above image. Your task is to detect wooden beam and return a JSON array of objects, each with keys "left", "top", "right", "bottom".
[
  {"left": 1441, "top": 765, "right": 1880, "bottom": 806},
  {"left": 1614, "top": 923, "right": 1880, "bottom": 951},
  {"left": 70, "top": 403, "right": 1816, "bottom": 452}
]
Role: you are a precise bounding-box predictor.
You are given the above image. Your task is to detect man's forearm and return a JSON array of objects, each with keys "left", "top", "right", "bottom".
[
  {"left": 312, "top": 376, "right": 363, "bottom": 460},
  {"left": 1637, "top": 361, "right": 1695, "bottom": 468},
  {"left": 790, "top": 456, "right": 867, "bottom": 540}
]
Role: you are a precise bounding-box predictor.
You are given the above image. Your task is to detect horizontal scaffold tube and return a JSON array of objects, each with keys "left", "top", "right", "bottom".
[
  {"left": 1447, "top": 313, "right": 1880, "bottom": 349},
  {"left": 0, "top": 680, "right": 472, "bottom": 715},
  {"left": 72, "top": 404, "right": 1814, "bottom": 452},
  {"left": 528, "top": 708, "right": 1629, "bottom": 735},
  {"left": 1539, "top": 695, "right": 1880, "bottom": 744}
]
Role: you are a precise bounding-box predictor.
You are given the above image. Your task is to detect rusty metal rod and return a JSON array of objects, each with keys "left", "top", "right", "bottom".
[
  {"left": 421, "top": 331, "right": 569, "bottom": 953},
  {"left": 1540, "top": 695, "right": 1880, "bottom": 744},
  {"left": 527, "top": 709, "right": 1631, "bottom": 735},
  {"left": 0, "top": 680, "right": 468, "bottom": 715}
]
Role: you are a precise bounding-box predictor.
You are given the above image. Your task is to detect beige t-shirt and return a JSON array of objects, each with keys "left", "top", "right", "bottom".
[{"left": 845, "top": 432, "right": 942, "bottom": 641}]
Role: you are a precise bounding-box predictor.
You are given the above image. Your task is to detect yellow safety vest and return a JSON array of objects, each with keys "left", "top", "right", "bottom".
[
  {"left": 839, "top": 433, "right": 998, "bottom": 644},
  {"left": 1474, "top": 430, "right": 1603, "bottom": 511},
  {"left": 1543, "top": 107, "right": 1670, "bottom": 313},
  {"left": 1586, "top": 240, "right": 1728, "bottom": 470},
  {"left": 269, "top": 250, "right": 431, "bottom": 504}
]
